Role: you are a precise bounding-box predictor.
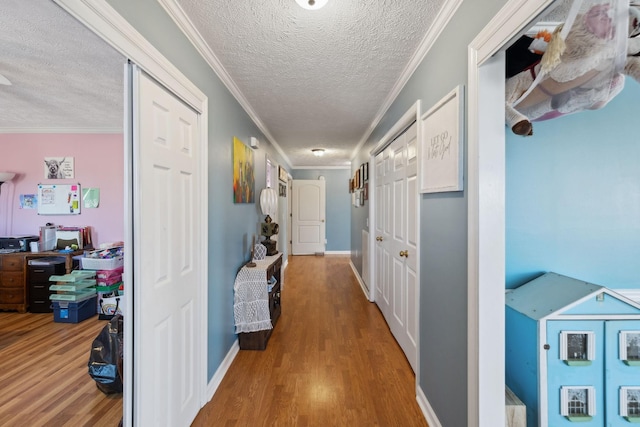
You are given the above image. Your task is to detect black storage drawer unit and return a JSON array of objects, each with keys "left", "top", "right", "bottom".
[{"left": 28, "top": 257, "right": 66, "bottom": 313}]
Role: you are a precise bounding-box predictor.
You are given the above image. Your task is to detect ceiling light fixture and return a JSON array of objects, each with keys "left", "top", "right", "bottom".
[
  {"left": 312, "top": 149, "right": 325, "bottom": 157},
  {"left": 295, "top": 0, "right": 328, "bottom": 10}
]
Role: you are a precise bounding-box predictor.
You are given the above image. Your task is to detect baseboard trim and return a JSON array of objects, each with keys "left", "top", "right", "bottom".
[
  {"left": 205, "top": 339, "right": 239, "bottom": 403},
  {"left": 349, "top": 259, "right": 371, "bottom": 301},
  {"left": 325, "top": 250, "right": 350, "bottom": 255},
  {"left": 417, "top": 385, "right": 443, "bottom": 427}
]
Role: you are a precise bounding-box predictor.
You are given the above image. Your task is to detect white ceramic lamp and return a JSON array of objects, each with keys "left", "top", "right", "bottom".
[{"left": 260, "top": 187, "right": 278, "bottom": 220}]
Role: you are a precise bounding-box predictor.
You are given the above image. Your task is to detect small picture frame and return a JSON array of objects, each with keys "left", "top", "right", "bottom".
[
  {"left": 363, "top": 162, "right": 369, "bottom": 182},
  {"left": 278, "top": 166, "right": 288, "bottom": 182},
  {"left": 44, "top": 157, "right": 74, "bottom": 180}
]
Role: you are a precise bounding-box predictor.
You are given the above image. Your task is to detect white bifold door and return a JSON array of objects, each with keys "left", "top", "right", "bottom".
[
  {"left": 374, "top": 122, "right": 418, "bottom": 372},
  {"left": 132, "top": 68, "right": 202, "bottom": 426}
]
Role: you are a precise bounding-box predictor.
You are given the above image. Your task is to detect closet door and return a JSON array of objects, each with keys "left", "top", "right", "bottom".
[
  {"left": 374, "top": 122, "right": 418, "bottom": 372},
  {"left": 133, "top": 68, "right": 202, "bottom": 427}
]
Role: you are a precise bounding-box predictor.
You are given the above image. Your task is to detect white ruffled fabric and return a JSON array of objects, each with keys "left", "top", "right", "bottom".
[{"left": 233, "top": 261, "right": 273, "bottom": 333}]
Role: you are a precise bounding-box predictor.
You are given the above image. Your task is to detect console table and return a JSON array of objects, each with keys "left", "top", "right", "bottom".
[{"left": 233, "top": 253, "right": 282, "bottom": 350}]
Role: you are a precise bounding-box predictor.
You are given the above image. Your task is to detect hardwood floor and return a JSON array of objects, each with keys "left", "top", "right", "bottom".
[
  {"left": 0, "top": 255, "right": 426, "bottom": 426},
  {"left": 192, "top": 255, "right": 428, "bottom": 427},
  {"left": 0, "top": 311, "right": 122, "bottom": 426}
]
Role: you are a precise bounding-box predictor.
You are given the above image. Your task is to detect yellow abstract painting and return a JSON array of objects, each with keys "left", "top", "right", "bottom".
[{"left": 233, "top": 137, "right": 254, "bottom": 203}]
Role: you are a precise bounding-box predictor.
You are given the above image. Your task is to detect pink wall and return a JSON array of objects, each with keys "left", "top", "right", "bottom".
[{"left": 0, "top": 133, "right": 124, "bottom": 246}]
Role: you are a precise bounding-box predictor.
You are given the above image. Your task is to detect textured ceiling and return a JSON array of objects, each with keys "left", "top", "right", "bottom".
[
  {"left": 0, "top": 0, "right": 125, "bottom": 133},
  {"left": 172, "top": 0, "right": 447, "bottom": 167},
  {"left": 0, "top": 1, "right": 572, "bottom": 167},
  {"left": 0, "top": 0, "right": 449, "bottom": 166}
]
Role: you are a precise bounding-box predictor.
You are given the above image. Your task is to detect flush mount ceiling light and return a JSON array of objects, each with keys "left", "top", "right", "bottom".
[
  {"left": 295, "top": 0, "right": 328, "bottom": 10},
  {"left": 311, "top": 148, "right": 325, "bottom": 157}
]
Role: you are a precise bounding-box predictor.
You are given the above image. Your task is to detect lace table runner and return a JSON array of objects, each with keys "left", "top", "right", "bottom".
[{"left": 233, "top": 257, "right": 277, "bottom": 333}]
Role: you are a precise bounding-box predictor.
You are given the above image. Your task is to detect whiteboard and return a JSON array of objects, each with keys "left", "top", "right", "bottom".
[
  {"left": 419, "top": 85, "right": 464, "bottom": 193},
  {"left": 37, "top": 183, "right": 81, "bottom": 215}
]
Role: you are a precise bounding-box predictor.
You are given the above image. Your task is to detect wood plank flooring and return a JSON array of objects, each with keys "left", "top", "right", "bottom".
[
  {"left": 0, "top": 311, "right": 122, "bottom": 426},
  {"left": 0, "top": 255, "right": 426, "bottom": 426},
  {"left": 192, "top": 255, "right": 428, "bottom": 427}
]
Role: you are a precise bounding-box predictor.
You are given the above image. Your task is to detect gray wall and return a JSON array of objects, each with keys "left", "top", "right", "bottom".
[
  {"left": 350, "top": 1, "right": 509, "bottom": 425},
  {"left": 106, "top": 0, "right": 291, "bottom": 380},
  {"left": 291, "top": 169, "right": 351, "bottom": 252}
]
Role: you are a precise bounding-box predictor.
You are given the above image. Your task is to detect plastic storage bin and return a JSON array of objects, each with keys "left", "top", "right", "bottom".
[
  {"left": 53, "top": 295, "right": 97, "bottom": 323},
  {"left": 81, "top": 256, "right": 124, "bottom": 270}
]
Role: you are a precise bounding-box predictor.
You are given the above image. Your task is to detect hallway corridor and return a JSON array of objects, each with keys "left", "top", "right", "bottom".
[{"left": 192, "top": 255, "right": 428, "bottom": 426}]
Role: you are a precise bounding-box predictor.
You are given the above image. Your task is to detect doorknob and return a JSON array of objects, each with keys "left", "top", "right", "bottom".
[
  {"left": 321, "top": 219, "right": 325, "bottom": 223},
  {"left": 399, "top": 250, "right": 408, "bottom": 257},
  {"left": 376, "top": 236, "right": 383, "bottom": 241}
]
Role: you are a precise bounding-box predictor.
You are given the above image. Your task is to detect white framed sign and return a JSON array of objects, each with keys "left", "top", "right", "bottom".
[{"left": 419, "top": 85, "right": 464, "bottom": 193}]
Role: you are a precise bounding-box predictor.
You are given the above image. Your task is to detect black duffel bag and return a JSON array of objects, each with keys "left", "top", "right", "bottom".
[{"left": 88, "top": 314, "right": 123, "bottom": 394}]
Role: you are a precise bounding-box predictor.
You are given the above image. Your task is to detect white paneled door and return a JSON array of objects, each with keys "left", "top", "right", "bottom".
[
  {"left": 133, "top": 69, "right": 201, "bottom": 426},
  {"left": 292, "top": 179, "right": 326, "bottom": 254},
  {"left": 374, "top": 122, "right": 418, "bottom": 372}
]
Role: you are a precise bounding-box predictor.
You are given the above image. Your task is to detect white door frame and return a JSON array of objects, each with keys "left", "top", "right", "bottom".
[
  {"left": 53, "top": 1, "right": 209, "bottom": 425},
  {"left": 467, "top": 0, "right": 556, "bottom": 425},
  {"left": 369, "top": 100, "right": 421, "bottom": 388}
]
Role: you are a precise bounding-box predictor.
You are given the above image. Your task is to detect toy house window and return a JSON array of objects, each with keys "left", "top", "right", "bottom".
[
  {"left": 561, "top": 386, "right": 595, "bottom": 421},
  {"left": 620, "top": 331, "right": 640, "bottom": 366},
  {"left": 620, "top": 387, "right": 640, "bottom": 421},
  {"left": 560, "top": 331, "right": 595, "bottom": 366}
]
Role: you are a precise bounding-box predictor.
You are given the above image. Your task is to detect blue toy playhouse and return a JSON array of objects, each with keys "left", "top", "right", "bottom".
[{"left": 506, "top": 272, "right": 640, "bottom": 426}]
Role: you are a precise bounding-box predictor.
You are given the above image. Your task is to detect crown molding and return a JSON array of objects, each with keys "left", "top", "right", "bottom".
[
  {"left": 157, "top": 0, "right": 292, "bottom": 169},
  {"left": 0, "top": 127, "right": 123, "bottom": 134},
  {"left": 350, "top": 0, "right": 463, "bottom": 161},
  {"left": 293, "top": 165, "right": 351, "bottom": 170}
]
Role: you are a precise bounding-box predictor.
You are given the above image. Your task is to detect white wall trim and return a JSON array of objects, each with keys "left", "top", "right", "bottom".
[
  {"left": 617, "top": 289, "right": 640, "bottom": 304},
  {"left": 206, "top": 340, "right": 239, "bottom": 401},
  {"left": 293, "top": 165, "right": 352, "bottom": 170},
  {"left": 370, "top": 101, "right": 420, "bottom": 156},
  {"left": 56, "top": 0, "right": 207, "bottom": 113},
  {"left": 326, "top": 250, "right": 351, "bottom": 255},
  {"left": 53, "top": 1, "right": 210, "bottom": 425},
  {"left": 351, "top": 0, "right": 463, "bottom": 161},
  {"left": 0, "top": 127, "right": 123, "bottom": 134},
  {"left": 467, "top": 1, "right": 556, "bottom": 426},
  {"left": 157, "top": 0, "right": 292, "bottom": 169},
  {"left": 349, "top": 259, "right": 370, "bottom": 300},
  {"left": 416, "top": 385, "right": 443, "bottom": 427}
]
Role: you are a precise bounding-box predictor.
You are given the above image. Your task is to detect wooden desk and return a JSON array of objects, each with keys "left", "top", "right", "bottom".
[{"left": 0, "top": 250, "right": 81, "bottom": 312}]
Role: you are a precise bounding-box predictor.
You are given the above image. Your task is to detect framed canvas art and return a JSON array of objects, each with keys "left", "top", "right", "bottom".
[{"left": 233, "top": 137, "right": 255, "bottom": 203}]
